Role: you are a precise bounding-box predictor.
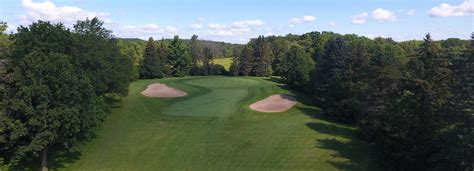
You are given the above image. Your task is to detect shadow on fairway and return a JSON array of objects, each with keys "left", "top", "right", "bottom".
[
  {"left": 13, "top": 146, "right": 83, "bottom": 170},
  {"left": 262, "top": 77, "right": 377, "bottom": 170},
  {"left": 306, "top": 121, "right": 370, "bottom": 170}
]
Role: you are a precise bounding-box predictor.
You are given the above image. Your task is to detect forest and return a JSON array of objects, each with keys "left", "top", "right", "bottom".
[{"left": 0, "top": 17, "right": 472, "bottom": 170}]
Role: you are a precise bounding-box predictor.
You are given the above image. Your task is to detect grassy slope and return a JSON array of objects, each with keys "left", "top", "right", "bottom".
[
  {"left": 213, "top": 58, "right": 232, "bottom": 70},
  {"left": 50, "top": 76, "right": 375, "bottom": 170}
]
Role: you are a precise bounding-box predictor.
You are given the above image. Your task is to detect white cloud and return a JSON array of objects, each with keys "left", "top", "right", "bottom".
[
  {"left": 407, "top": 9, "right": 416, "bottom": 16},
  {"left": 302, "top": 15, "right": 316, "bottom": 22},
  {"left": 232, "top": 19, "right": 265, "bottom": 28},
  {"left": 351, "top": 12, "right": 368, "bottom": 24},
  {"left": 114, "top": 24, "right": 178, "bottom": 39},
  {"left": 328, "top": 21, "right": 336, "bottom": 27},
  {"left": 207, "top": 27, "right": 251, "bottom": 37},
  {"left": 19, "top": 0, "right": 110, "bottom": 25},
  {"left": 208, "top": 23, "right": 227, "bottom": 29},
  {"left": 371, "top": 8, "right": 397, "bottom": 22},
  {"left": 289, "top": 15, "right": 316, "bottom": 26},
  {"left": 190, "top": 24, "right": 203, "bottom": 29},
  {"left": 429, "top": 0, "right": 474, "bottom": 17}
]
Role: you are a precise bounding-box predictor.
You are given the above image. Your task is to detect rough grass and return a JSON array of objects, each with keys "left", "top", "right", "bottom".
[
  {"left": 40, "top": 76, "right": 377, "bottom": 170},
  {"left": 213, "top": 58, "right": 232, "bottom": 70}
]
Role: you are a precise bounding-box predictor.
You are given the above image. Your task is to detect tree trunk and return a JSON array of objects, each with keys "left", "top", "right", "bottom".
[{"left": 40, "top": 147, "right": 49, "bottom": 171}]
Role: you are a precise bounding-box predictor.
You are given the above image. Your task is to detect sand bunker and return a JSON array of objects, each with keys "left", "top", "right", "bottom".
[
  {"left": 249, "top": 94, "right": 297, "bottom": 113},
  {"left": 141, "top": 83, "right": 187, "bottom": 97}
]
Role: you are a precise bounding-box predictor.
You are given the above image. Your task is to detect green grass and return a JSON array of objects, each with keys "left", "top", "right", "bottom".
[
  {"left": 44, "top": 76, "right": 376, "bottom": 170},
  {"left": 213, "top": 58, "right": 232, "bottom": 70}
]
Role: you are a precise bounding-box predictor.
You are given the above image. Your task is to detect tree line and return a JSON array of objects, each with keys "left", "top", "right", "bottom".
[
  {"left": 131, "top": 30, "right": 473, "bottom": 169},
  {"left": 0, "top": 17, "right": 472, "bottom": 170},
  {"left": 228, "top": 32, "right": 472, "bottom": 170},
  {"left": 138, "top": 35, "right": 228, "bottom": 79},
  {"left": 0, "top": 18, "right": 133, "bottom": 170}
]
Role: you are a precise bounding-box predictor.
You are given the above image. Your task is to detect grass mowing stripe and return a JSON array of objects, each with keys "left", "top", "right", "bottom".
[{"left": 48, "top": 76, "right": 378, "bottom": 170}]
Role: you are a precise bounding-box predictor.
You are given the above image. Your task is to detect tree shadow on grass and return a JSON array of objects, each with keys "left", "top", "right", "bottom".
[
  {"left": 104, "top": 94, "right": 123, "bottom": 108},
  {"left": 14, "top": 146, "right": 83, "bottom": 170},
  {"left": 304, "top": 119, "right": 377, "bottom": 170},
  {"left": 300, "top": 107, "right": 378, "bottom": 170}
]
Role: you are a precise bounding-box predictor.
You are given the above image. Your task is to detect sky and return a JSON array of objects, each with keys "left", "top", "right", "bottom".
[{"left": 0, "top": 0, "right": 473, "bottom": 43}]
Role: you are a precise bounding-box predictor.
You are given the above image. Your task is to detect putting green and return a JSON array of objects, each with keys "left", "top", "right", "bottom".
[
  {"left": 45, "top": 76, "right": 377, "bottom": 170},
  {"left": 162, "top": 77, "right": 260, "bottom": 117}
]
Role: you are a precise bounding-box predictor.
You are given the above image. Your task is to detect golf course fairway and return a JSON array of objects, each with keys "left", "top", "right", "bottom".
[{"left": 51, "top": 76, "right": 377, "bottom": 170}]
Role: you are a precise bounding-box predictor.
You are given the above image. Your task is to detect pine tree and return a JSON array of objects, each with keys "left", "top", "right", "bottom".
[
  {"left": 169, "top": 35, "right": 191, "bottom": 76},
  {"left": 203, "top": 46, "right": 213, "bottom": 75},
  {"left": 139, "top": 37, "right": 162, "bottom": 78},
  {"left": 312, "top": 37, "right": 355, "bottom": 122},
  {"left": 229, "top": 46, "right": 241, "bottom": 76},
  {"left": 270, "top": 38, "right": 289, "bottom": 76},
  {"left": 157, "top": 39, "right": 168, "bottom": 76},
  {"left": 430, "top": 33, "right": 473, "bottom": 170},
  {"left": 252, "top": 36, "right": 273, "bottom": 76},
  {"left": 374, "top": 34, "right": 453, "bottom": 169},
  {"left": 190, "top": 35, "right": 202, "bottom": 68},
  {"left": 358, "top": 41, "right": 402, "bottom": 141},
  {"left": 239, "top": 45, "right": 253, "bottom": 76}
]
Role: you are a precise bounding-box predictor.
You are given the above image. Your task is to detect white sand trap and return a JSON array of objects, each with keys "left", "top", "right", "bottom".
[
  {"left": 249, "top": 94, "right": 297, "bottom": 113},
  {"left": 141, "top": 83, "right": 187, "bottom": 97}
]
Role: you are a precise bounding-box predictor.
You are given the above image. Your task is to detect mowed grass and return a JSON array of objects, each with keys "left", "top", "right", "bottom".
[
  {"left": 50, "top": 76, "right": 377, "bottom": 170},
  {"left": 213, "top": 58, "right": 232, "bottom": 70}
]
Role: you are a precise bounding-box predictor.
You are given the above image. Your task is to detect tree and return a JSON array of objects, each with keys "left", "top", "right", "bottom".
[
  {"left": 239, "top": 45, "right": 253, "bottom": 76},
  {"left": 156, "top": 40, "right": 170, "bottom": 75},
  {"left": 189, "top": 35, "right": 202, "bottom": 73},
  {"left": 312, "top": 37, "right": 356, "bottom": 122},
  {"left": 0, "top": 21, "right": 107, "bottom": 170},
  {"left": 281, "top": 45, "right": 314, "bottom": 90},
  {"left": 139, "top": 37, "right": 163, "bottom": 78},
  {"left": 168, "top": 35, "right": 191, "bottom": 76},
  {"left": 202, "top": 46, "right": 213, "bottom": 75},
  {"left": 229, "top": 45, "right": 242, "bottom": 76},
  {"left": 430, "top": 33, "right": 473, "bottom": 170},
  {"left": 270, "top": 38, "right": 290, "bottom": 77},
  {"left": 72, "top": 17, "right": 132, "bottom": 96},
  {"left": 0, "top": 21, "right": 10, "bottom": 112},
  {"left": 370, "top": 34, "right": 453, "bottom": 169},
  {"left": 357, "top": 41, "right": 402, "bottom": 140},
  {"left": 252, "top": 36, "right": 273, "bottom": 76}
]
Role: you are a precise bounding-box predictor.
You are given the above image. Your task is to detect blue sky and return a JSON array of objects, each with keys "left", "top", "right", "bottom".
[{"left": 1, "top": 0, "right": 472, "bottom": 43}]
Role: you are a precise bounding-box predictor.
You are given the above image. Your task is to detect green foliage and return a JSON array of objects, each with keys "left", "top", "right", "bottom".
[
  {"left": 361, "top": 34, "right": 460, "bottom": 169},
  {"left": 168, "top": 36, "right": 192, "bottom": 76},
  {"left": 281, "top": 45, "right": 314, "bottom": 90},
  {"left": 238, "top": 45, "right": 253, "bottom": 76},
  {"left": 189, "top": 35, "right": 202, "bottom": 66},
  {"left": 251, "top": 36, "right": 273, "bottom": 76},
  {"left": 269, "top": 37, "right": 290, "bottom": 76},
  {"left": 1, "top": 49, "right": 106, "bottom": 167},
  {"left": 430, "top": 33, "right": 473, "bottom": 170},
  {"left": 202, "top": 46, "right": 213, "bottom": 75},
  {"left": 0, "top": 19, "right": 131, "bottom": 169},
  {"left": 312, "top": 37, "right": 357, "bottom": 122},
  {"left": 117, "top": 39, "right": 146, "bottom": 81},
  {"left": 72, "top": 17, "right": 132, "bottom": 96},
  {"left": 139, "top": 37, "right": 163, "bottom": 79},
  {"left": 208, "top": 64, "right": 226, "bottom": 75},
  {"left": 229, "top": 44, "right": 241, "bottom": 76}
]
